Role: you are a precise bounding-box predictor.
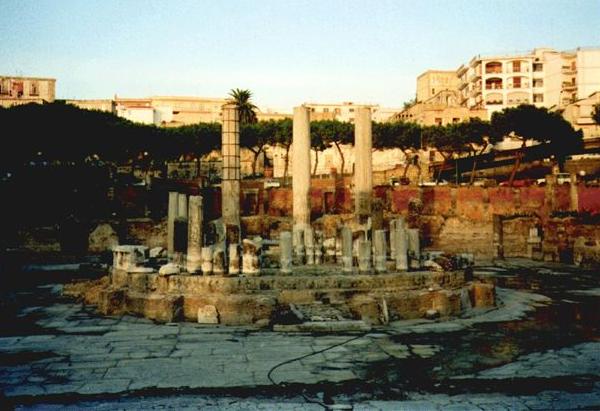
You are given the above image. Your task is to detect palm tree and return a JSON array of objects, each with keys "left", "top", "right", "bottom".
[{"left": 228, "top": 88, "right": 258, "bottom": 124}]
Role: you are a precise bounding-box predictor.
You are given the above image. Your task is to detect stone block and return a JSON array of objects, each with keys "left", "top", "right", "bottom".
[
  {"left": 159, "top": 263, "right": 180, "bottom": 276},
  {"left": 88, "top": 223, "right": 119, "bottom": 253},
  {"left": 197, "top": 305, "right": 219, "bottom": 324},
  {"left": 470, "top": 282, "right": 495, "bottom": 308}
]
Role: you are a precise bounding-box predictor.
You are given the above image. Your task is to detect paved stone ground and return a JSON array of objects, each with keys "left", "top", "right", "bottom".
[{"left": 1, "top": 263, "right": 600, "bottom": 409}]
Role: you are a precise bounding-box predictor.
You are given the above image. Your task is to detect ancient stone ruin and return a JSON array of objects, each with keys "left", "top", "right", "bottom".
[{"left": 96, "top": 104, "right": 495, "bottom": 329}]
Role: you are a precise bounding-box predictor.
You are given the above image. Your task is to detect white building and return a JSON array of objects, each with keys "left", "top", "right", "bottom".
[
  {"left": 456, "top": 47, "right": 600, "bottom": 117},
  {"left": 304, "top": 102, "right": 401, "bottom": 123}
]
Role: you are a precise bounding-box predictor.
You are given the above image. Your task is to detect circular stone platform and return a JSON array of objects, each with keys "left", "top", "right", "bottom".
[{"left": 95, "top": 266, "right": 495, "bottom": 327}]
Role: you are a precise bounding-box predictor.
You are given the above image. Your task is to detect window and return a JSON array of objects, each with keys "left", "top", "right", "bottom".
[
  {"left": 533, "top": 79, "right": 543, "bottom": 88},
  {"left": 435, "top": 117, "right": 442, "bottom": 125},
  {"left": 452, "top": 118, "right": 460, "bottom": 123},
  {"left": 512, "top": 61, "right": 521, "bottom": 73},
  {"left": 512, "top": 77, "right": 521, "bottom": 89},
  {"left": 13, "top": 81, "right": 24, "bottom": 97},
  {"left": 432, "top": 88, "right": 435, "bottom": 95},
  {"left": 533, "top": 63, "right": 543, "bottom": 72},
  {"left": 30, "top": 81, "right": 39, "bottom": 96},
  {"left": 349, "top": 108, "right": 354, "bottom": 113},
  {"left": 0, "top": 79, "right": 8, "bottom": 95},
  {"left": 533, "top": 94, "right": 544, "bottom": 103},
  {"left": 334, "top": 108, "right": 341, "bottom": 114},
  {"left": 323, "top": 108, "right": 329, "bottom": 113}
]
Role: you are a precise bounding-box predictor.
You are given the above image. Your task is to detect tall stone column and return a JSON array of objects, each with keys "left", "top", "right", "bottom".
[
  {"left": 178, "top": 193, "right": 188, "bottom": 219},
  {"left": 354, "top": 106, "right": 373, "bottom": 223},
  {"left": 292, "top": 106, "right": 311, "bottom": 254},
  {"left": 187, "top": 195, "right": 203, "bottom": 274},
  {"left": 222, "top": 103, "right": 240, "bottom": 228},
  {"left": 167, "top": 192, "right": 179, "bottom": 257}
]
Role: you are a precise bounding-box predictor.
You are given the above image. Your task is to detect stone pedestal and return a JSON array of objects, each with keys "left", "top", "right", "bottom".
[
  {"left": 242, "top": 239, "right": 260, "bottom": 276},
  {"left": 228, "top": 244, "right": 240, "bottom": 275},
  {"left": 201, "top": 246, "right": 213, "bottom": 275},
  {"left": 222, "top": 104, "right": 241, "bottom": 228},
  {"left": 292, "top": 106, "right": 311, "bottom": 235},
  {"left": 354, "top": 106, "right": 373, "bottom": 223},
  {"left": 187, "top": 195, "right": 203, "bottom": 274},
  {"left": 280, "top": 231, "right": 292, "bottom": 274},
  {"left": 358, "top": 240, "right": 372, "bottom": 273},
  {"left": 373, "top": 229, "right": 387, "bottom": 273},
  {"left": 407, "top": 228, "right": 420, "bottom": 269},
  {"left": 167, "top": 192, "right": 179, "bottom": 257},
  {"left": 341, "top": 226, "right": 353, "bottom": 273}
]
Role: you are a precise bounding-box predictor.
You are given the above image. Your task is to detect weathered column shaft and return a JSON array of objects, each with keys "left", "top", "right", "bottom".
[
  {"left": 358, "top": 240, "right": 372, "bottom": 273},
  {"left": 354, "top": 106, "right": 373, "bottom": 220},
  {"left": 373, "top": 229, "right": 387, "bottom": 273},
  {"left": 304, "top": 227, "right": 315, "bottom": 265},
  {"left": 187, "top": 195, "right": 203, "bottom": 274},
  {"left": 222, "top": 103, "right": 240, "bottom": 227},
  {"left": 407, "top": 228, "right": 420, "bottom": 269},
  {"left": 228, "top": 244, "right": 240, "bottom": 275},
  {"left": 395, "top": 224, "right": 409, "bottom": 271},
  {"left": 292, "top": 106, "right": 311, "bottom": 231},
  {"left": 167, "top": 192, "right": 179, "bottom": 257},
  {"left": 280, "top": 231, "right": 292, "bottom": 274},
  {"left": 178, "top": 193, "right": 188, "bottom": 219},
  {"left": 341, "top": 226, "right": 353, "bottom": 272},
  {"left": 570, "top": 173, "right": 578, "bottom": 211}
]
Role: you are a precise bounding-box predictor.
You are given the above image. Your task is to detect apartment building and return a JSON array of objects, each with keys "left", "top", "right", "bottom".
[
  {"left": 457, "top": 47, "right": 600, "bottom": 117},
  {"left": 562, "top": 91, "right": 600, "bottom": 139},
  {"left": 0, "top": 76, "right": 56, "bottom": 108},
  {"left": 304, "top": 102, "right": 400, "bottom": 123}
]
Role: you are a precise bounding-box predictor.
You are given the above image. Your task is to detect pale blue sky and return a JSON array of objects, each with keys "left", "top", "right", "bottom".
[{"left": 1, "top": 0, "right": 599, "bottom": 111}]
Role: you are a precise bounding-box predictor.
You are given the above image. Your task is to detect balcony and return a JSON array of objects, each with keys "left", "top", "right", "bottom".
[
  {"left": 562, "top": 82, "right": 577, "bottom": 90},
  {"left": 485, "top": 84, "right": 503, "bottom": 90},
  {"left": 485, "top": 61, "right": 503, "bottom": 75},
  {"left": 561, "top": 66, "right": 576, "bottom": 75}
]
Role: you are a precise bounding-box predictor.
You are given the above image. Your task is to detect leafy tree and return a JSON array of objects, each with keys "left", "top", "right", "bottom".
[
  {"left": 310, "top": 122, "right": 331, "bottom": 175},
  {"left": 373, "top": 121, "right": 422, "bottom": 179},
  {"left": 491, "top": 104, "right": 582, "bottom": 185},
  {"left": 228, "top": 88, "right": 257, "bottom": 124},
  {"left": 312, "top": 120, "right": 353, "bottom": 175},
  {"left": 456, "top": 118, "right": 494, "bottom": 184},
  {"left": 272, "top": 118, "right": 293, "bottom": 183},
  {"left": 241, "top": 121, "right": 277, "bottom": 175},
  {"left": 403, "top": 97, "right": 417, "bottom": 109}
]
